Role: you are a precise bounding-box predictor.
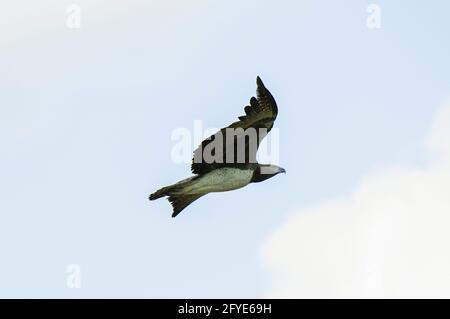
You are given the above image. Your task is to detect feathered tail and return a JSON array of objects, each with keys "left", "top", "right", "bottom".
[{"left": 149, "top": 176, "right": 204, "bottom": 217}]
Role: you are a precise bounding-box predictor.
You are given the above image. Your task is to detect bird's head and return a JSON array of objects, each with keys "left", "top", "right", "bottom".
[{"left": 251, "top": 164, "right": 286, "bottom": 183}]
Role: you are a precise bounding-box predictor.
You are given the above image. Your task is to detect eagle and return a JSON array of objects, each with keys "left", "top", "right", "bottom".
[{"left": 149, "top": 76, "right": 285, "bottom": 217}]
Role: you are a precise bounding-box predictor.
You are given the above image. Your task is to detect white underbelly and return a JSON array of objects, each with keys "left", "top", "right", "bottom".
[{"left": 184, "top": 168, "right": 254, "bottom": 194}]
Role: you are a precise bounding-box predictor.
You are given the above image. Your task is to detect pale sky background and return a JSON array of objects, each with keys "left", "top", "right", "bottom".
[{"left": 1, "top": 1, "right": 450, "bottom": 298}]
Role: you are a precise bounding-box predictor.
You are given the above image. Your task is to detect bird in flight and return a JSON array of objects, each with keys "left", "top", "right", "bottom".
[{"left": 149, "top": 76, "right": 285, "bottom": 217}]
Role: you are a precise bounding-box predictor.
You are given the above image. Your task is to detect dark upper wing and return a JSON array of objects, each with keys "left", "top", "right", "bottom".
[{"left": 191, "top": 76, "right": 278, "bottom": 175}]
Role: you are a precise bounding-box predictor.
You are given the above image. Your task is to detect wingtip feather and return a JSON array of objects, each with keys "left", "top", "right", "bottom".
[{"left": 256, "top": 76, "right": 264, "bottom": 87}]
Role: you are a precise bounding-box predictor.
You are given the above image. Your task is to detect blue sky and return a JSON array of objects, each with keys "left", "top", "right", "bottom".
[{"left": 1, "top": 1, "right": 450, "bottom": 298}]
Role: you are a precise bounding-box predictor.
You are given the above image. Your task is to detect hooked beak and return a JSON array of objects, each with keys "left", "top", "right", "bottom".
[{"left": 280, "top": 167, "right": 286, "bottom": 174}]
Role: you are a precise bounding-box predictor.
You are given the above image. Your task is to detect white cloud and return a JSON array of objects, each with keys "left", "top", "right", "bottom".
[{"left": 261, "top": 100, "right": 450, "bottom": 298}]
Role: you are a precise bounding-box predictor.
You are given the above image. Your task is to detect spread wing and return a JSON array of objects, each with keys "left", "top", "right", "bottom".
[{"left": 191, "top": 76, "right": 278, "bottom": 175}]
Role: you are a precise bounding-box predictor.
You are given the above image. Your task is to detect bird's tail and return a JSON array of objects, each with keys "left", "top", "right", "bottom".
[
  {"left": 168, "top": 193, "right": 204, "bottom": 218},
  {"left": 149, "top": 176, "right": 203, "bottom": 217},
  {"left": 149, "top": 176, "right": 196, "bottom": 200},
  {"left": 149, "top": 185, "right": 174, "bottom": 200}
]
